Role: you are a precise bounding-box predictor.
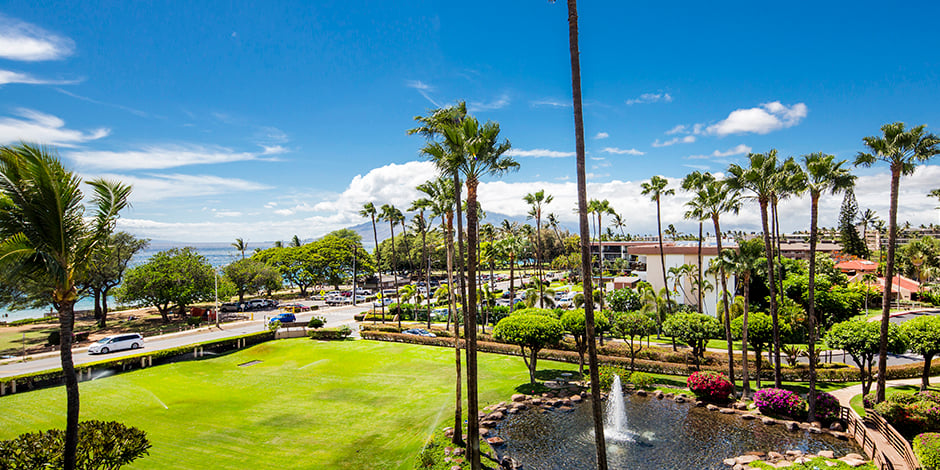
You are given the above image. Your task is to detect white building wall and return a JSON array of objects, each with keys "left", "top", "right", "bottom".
[{"left": 643, "top": 252, "right": 735, "bottom": 319}]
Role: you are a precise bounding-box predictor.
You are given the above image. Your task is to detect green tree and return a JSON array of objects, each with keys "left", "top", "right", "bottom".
[
  {"left": 900, "top": 315, "right": 940, "bottom": 391},
  {"left": 0, "top": 420, "right": 150, "bottom": 470},
  {"left": 641, "top": 176, "right": 675, "bottom": 309},
  {"left": 681, "top": 170, "right": 716, "bottom": 312},
  {"left": 118, "top": 248, "right": 216, "bottom": 322},
  {"left": 801, "top": 152, "right": 854, "bottom": 420},
  {"left": 727, "top": 151, "right": 785, "bottom": 387},
  {"left": 493, "top": 314, "right": 564, "bottom": 383},
  {"left": 826, "top": 319, "right": 906, "bottom": 396},
  {"left": 731, "top": 312, "right": 785, "bottom": 389},
  {"left": 560, "top": 309, "right": 608, "bottom": 375},
  {"left": 612, "top": 311, "right": 656, "bottom": 371},
  {"left": 79, "top": 232, "right": 149, "bottom": 328},
  {"left": 662, "top": 312, "right": 721, "bottom": 369},
  {"left": 606, "top": 288, "right": 642, "bottom": 312},
  {"left": 0, "top": 144, "right": 131, "bottom": 470},
  {"left": 223, "top": 258, "right": 280, "bottom": 303},
  {"left": 254, "top": 245, "right": 316, "bottom": 296},
  {"left": 232, "top": 237, "right": 247, "bottom": 259},
  {"left": 524, "top": 189, "right": 553, "bottom": 308},
  {"left": 838, "top": 187, "right": 868, "bottom": 258},
  {"left": 359, "top": 202, "right": 384, "bottom": 319},
  {"left": 856, "top": 122, "right": 940, "bottom": 401}
]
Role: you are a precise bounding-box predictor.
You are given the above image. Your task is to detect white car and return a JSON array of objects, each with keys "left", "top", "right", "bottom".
[{"left": 89, "top": 333, "right": 144, "bottom": 354}]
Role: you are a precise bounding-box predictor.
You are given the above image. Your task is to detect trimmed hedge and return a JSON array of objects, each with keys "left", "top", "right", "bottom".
[
  {"left": 307, "top": 327, "right": 351, "bottom": 340},
  {"left": 915, "top": 433, "right": 940, "bottom": 470},
  {"left": 1, "top": 330, "right": 275, "bottom": 392}
]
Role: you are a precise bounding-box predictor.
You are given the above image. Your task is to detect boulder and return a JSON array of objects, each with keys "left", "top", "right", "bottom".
[
  {"left": 784, "top": 421, "right": 799, "bottom": 431},
  {"left": 570, "top": 395, "right": 582, "bottom": 403},
  {"left": 736, "top": 455, "right": 760, "bottom": 464},
  {"left": 741, "top": 413, "right": 757, "bottom": 420},
  {"left": 839, "top": 457, "right": 868, "bottom": 467},
  {"left": 733, "top": 401, "right": 749, "bottom": 410},
  {"left": 506, "top": 408, "right": 519, "bottom": 415},
  {"left": 675, "top": 396, "right": 686, "bottom": 403},
  {"left": 745, "top": 451, "right": 766, "bottom": 457},
  {"left": 486, "top": 436, "right": 506, "bottom": 446},
  {"left": 808, "top": 426, "right": 822, "bottom": 434},
  {"left": 843, "top": 454, "right": 864, "bottom": 461},
  {"left": 828, "top": 422, "right": 844, "bottom": 432},
  {"left": 817, "top": 450, "right": 834, "bottom": 459},
  {"left": 761, "top": 417, "right": 777, "bottom": 425},
  {"left": 558, "top": 406, "right": 573, "bottom": 412},
  {"left": 719, "top": 408, "right": 735, "bottom": 414},
  {"left": 511, "top": 394, "right": 526, "bottom": 402},
  {"left": 695, "top": 400, "right": 706, "bottom": 407},
  {"left": 635, "top": 390, "right": 648, "bottom": 397},
  {"left": 655, "top": 390, "right": 665, "bottom": 399},
  {"left": 706, "top": 404, "right": 719, "bottom": 411},
  {"left": 489, "top": 411, "right": 505, "bottom": 420},
  {"left": 443, "top": 427, "right": 454, "bottom": 437},
  {"left": 785, "top": 450, "right": 803, "bottom": 458},
  {"left": 723, "top": 458, "right": 737, "bottom": 466},
  {"left": 664, "top": 392, "right": 675, "bottom": 399},
  {"left": 479, "top": 428, "right": 490, "bottom": 437},
  {"left": 767, "top": 452, "right": 784, "bottom": 461}
]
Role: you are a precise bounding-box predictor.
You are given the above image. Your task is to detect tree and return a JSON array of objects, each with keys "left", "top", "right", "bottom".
[
  {"left": 801, "top": 152, "right": 854, "bottom": 421},
  {"left": 524, "top": 189, "right": 553, "bottom": 308},
  {"left": 493, "top": 314, "right": 564, "bottom": 383},
  {"left": 641, "top": 176, "right": 675, "bottom": 312},
  {"left": 900, "top": 315, "right": 940, "bottom": 391},
  {"left": 223, "top": 258, "right": 278, "bottom": 303},
  {"left": 232, "top": 237, "right": 247, "bottom": 259},
  {"left": 721, "top": 237, "right": 764, "bottom": 395},
  {"left": 118, "top": 248, "right": 216, "bottom": 322},
  {"left": 79, "top": 232, "right": 149, "bottom": 328},
  {"left": 856, "top": 122, "right": 940, "bottom": 401},
  {"left": 838, "top": 187, "right": 868, "bottom": 258},
  {"left": 379, "top": 204, "right": 404, "bottom": 329},
  {"left": 0, "top": 143, "right": 131, "bottom": 470},
  {"left": 612, "top": 311, "right": 656, "bottom": 371},
  {"left": 254, "top": 245, "right": 317, "bottom": 297},
  {"left": 731, "top": 312, "right": 781, "bottom": 389},
  {"left": 606, "top": 287, "right": 642, "bottom": 312},
  {"left": 662, "top": 312, "right": 721, "bottom": 369},
  {"left": 858, "top": 208, "right": 878, "bottom": 252},
  {"left": 587, "top": 198, "right": 616, "bottom": 311},
  {"left": 727, "top": 151, "right": 785, "bottom": 387},
  {"left": 0, "top": 420, "right": 150, "bottom": 470},
  {"left": 560, "top": 309, "right": 608, "bottom": 375},
  {"left": 825, "top": 319, "right": 905, "bottom": 396},
  {"left": 559, "top": 0, "right": 610, "bottom": 464},
  {"left": 360, "top": 202, "right": 384, "bottom": 320},
  {"left": 682, "top": 171, "right": 716, "bottom": 312}
]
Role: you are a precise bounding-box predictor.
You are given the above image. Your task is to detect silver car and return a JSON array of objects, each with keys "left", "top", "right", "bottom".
[{"left": 88, "top": 333, "right": 144, "bottom": 354}]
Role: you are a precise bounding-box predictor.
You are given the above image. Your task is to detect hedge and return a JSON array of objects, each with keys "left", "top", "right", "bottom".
[
  {"left": 915, "top": 433, "right": 940, "bottom": 470},
  {"left": 1, "top": 330, "right": 275, "bottom": 392},
  {"left": 307, "top": 328, "right": 351, "bottom": 340}
]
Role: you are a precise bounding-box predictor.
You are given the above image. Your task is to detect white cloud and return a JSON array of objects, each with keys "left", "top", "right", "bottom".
[
  {"left": 601, "top": 147, "right": 645, "bottom": 156},
  {"left": 98, "top": 173, "right": 272, "bottom": 203},
  {"left": 652, "top": 135, "right": 696, "bottom": 147},
  {"left": 0, "top": 108, "right": 109, "bottom": 147},
  {"left": 531, "top": 98, "right": 570, "bottom": 108},
  {"left": 594, "top": 132, "right": 609, "bottom": 140},
  {"left": 0, "top": 15, "right": 75, "bottom": 61},
  {"left": 706, "top": 101, "right": 808, "bottom": 136},
  {"left": 261, "top": 145, "right": 288, "bottom": 155},
  {"left": 469, "top": 94, "right": 510, "bottom": 112},
  {"left": 67, "top": 144, "right": 265, "bottom": 170},
  {"left": 312, "top": 160, "right": 440, "bottom": 213},
  {"left": 215, "top": 210, "right": 243, "bottom": 218},
  {"left": 406, "top": 80, "right": 441, "bottom": 107},
  {"left": 712, "top": 144, "right": 752, "bottom": 157},
  {"left": 0, "top": 69, "right": 77, "bottom": 86},
  {"left": 506, "top": 148, "right": 575, "bottom": 158},
  {"left": 625, "top": 92, "right": 673, "bottom": 105},
  {"left": 665, "top": 125, "right": 687, "bottom": 135}
]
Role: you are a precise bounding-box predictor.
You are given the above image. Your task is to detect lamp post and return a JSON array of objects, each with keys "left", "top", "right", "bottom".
[
  {"left": 351, "top": 240, "right": 358, "bottom": 306},
  {"left": 214, "top": 268, "right": 220, "bottom": 328}
]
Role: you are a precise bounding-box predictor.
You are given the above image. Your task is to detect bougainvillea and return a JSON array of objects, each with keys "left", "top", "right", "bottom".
[
  {"left": 914, "top": 433, "right": 940, "bottom": 470},
  {"left": 686, "top": 371, "right": 734, "bottom": 402},
  {"left": 874, "top": 391, "right": 940, "bottom": 438},
  {"left": 753, "top": 388, "right": 807, "bottom": 418},
  {"left": 812, "top": 392, "right": 841, "bottom": 423}
]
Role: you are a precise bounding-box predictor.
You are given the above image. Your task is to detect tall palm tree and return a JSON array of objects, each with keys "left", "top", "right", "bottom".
[
  {"left": 587, "top": 198, "right": 615, "bottom": 312},
  {"left": 719, "top": 238, "right": 763, "bottom": 397},
  {"left": 558, "top": 0, "right": 609, "bottom": 465},
  {"left": 801, "top": 152, "right": 854, "bottom": 419},
  {"left": 727, "top": 151, "right": 785, "bottom": 387},
  {"left": 359, "top": 202, "right": 384, "bottom": 322},
  {"left": 611, "top": 211, "right": 627, "bottom": 239},
  {"left": 408, "top": 206, "right": 432, "bottom": 328},
  {"left": 686, "top": 179, "right": 742, "bottom": 391},
  {"left": 524, "top": 189, "right": 553, "bottom": 307},
  {"left": 547, "top": 212, "right": 566, "bottom": 247},
  {"left": 856, "top": 122, "right": 940, "bottom": 401},
  {"left": 641, "top": 176, "right": 675, "bottom": 309},
  {"left": 770, "top": 157, "right": 803, "bottom": 328},
  {"left": 0, "top": 144, "right": 131, "bottom": 470},
  {"left": 858, "top": 208, "right": 878, "bottom": 254},
  {"left": 232, "top": 237, "right": 247, "bottom": 259},
  {"left": 380, "top": 204, "right": 404, "bottom": 329},
  {"left": 682, "top": 171, "right": 716, "bottom": 312}
]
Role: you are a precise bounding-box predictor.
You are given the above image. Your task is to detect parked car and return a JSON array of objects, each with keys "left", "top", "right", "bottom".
[
  {"left": 373, "top": 298, "right": 393, "bottom": 307},
  {"left": 403, "top": 328, "right": 436, "bottom": 337},
  {"left": 220, "top": 302, "right": 240, "bottom": 312},
  {"left": 263, "top": 299, "right": 278, "bottom": 308},
  {"left": 269, "top": 312, "right": 296, "bottom": 325},
  {"left": 89, "top": 333, "right": 144, "bottom": 354}
]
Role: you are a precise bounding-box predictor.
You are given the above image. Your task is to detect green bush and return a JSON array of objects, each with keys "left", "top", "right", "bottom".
[
  {"left": 47, "top": 330, "right": 60, "bottom": 346},
  {"left": 598, "top": 365, "right": 630, "bottom": 391},
  {"left": 915, "top": 433, "right": 940, "bottom": 470},
  {"left": 0, "top": 420, "right": 150, "bottom": 469},
  {"left": 307, "top": 327, "right": 351, "bottom": 340},
  {"left": 629, "top": 372, "right": 655, "bottom": 390},
  {"left": 307, "top": 316, "right": 326, "bottom": 329}
]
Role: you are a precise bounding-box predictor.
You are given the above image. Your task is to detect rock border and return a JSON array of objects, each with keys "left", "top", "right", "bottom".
[{"left": 722, "top": 449, "right": 870, "bottom": 469}]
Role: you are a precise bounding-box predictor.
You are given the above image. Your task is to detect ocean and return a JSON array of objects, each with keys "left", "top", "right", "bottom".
[{"left": 0, "top": 245, "right": 245, "bottom": 322}]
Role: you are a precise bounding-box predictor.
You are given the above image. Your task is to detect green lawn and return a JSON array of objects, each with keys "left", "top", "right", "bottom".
[
  {"left": 0, "top": 339, "right": 575, "bottom": 469},
  {"left": 848, "top": 384, "right": 940, "bottom": 417}
]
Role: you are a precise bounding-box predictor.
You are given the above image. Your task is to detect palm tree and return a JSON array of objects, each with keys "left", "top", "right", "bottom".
[
  {"left": 687, "top": 179, "right": 742, "bottom": 391},
  {"left": 719, "top": 238, "right": 763, "bottom": 397},
  {"left": 727, "top": 151, "right": 785, "bottom": 387},
  {"left": 232, "top": 237, "right": 247, "bottom": 259},
  {"left": 524, "top": 190, "right": 553, "bottom": 308},
  {"left": 359, "top": 202, "right": 384, "bottom": 323},
  {"left": 380, "top": 204, "right": 404, "bottom": 329},
  {"left": 858, "top": 208, "right": 878, "bottom": 254},
  {"left": 0, "top": 144, "right": 131, "bottom": 470},
  {"left": 611, "top": 211, "right": 627, "bottom": 239},
  {"left": 587, "top": 199, "right": 616, "bottom": 312},
  {"left": 682, "top": 170, "right": 716, "bottom": 312},
  {"left": 408, "top": 205, "right": 432, "bottom": 328},
  {"left": 770, "top": 157, "right": 803, "bottom": 328},
  {"left": 641, "top": 176, "right": 675, "bottom": 310},
  {"left": 547, "top": 212, "right": 566, "bottom": 247},
  {"left": 856, "top": 122, "right": 940, "bottom": 401},
  {"left": 801, "top": 152, "right": 854, "bottom": 418}
]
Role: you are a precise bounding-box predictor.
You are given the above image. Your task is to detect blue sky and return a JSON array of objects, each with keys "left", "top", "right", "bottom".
[{"left": 2, "top": 1, "right": 940, "bottom": 243}]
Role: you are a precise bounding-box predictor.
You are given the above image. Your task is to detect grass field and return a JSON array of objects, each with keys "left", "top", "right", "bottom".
[{"left": 0, "top": 339, "right": 576, "bottom": 469}]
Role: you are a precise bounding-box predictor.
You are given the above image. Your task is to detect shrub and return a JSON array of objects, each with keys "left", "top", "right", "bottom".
[
  {"left": 753, "top": 388, "right": 807, "bottom": 419},
  {"left": 915, "top": 433, "right": 940, "bottom": 470},
  {"left": 812, "top": 392, "right": 841, "bottom": 423},
  {"left": 921, "top": 391, "right": 940, "bottom": 404},
  {"left": 863, "top": 392, "right": 877, "bottom": 409},
  {"left": 0, "top": 420, "right": 150, "bottom": 469},
  {"left": 687, "top": 371, "right": 734, "bottom": 403},
  {"left": 47, "top": 330, "right": 60, "bottom": 346},
  {"left": 598, "top": 365, "right": 630, "bottom": 391},
  {"left": 629, "top": 371, "right": 655, "bottom": 390},
  {"left": 307, "top": 327, "right": 351, "bottom": 340},
  {"left": 307, "top": 315, "right": 326, "bottom": 329}
]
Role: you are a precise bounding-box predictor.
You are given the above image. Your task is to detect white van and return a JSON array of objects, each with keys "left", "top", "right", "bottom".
[{"left": 88, "top": 333, "right": 144, "bottom": 354}]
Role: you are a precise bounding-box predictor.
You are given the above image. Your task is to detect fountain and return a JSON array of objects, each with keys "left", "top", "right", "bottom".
[{"left": 604, "top": 375, "right": 632, "bottom": 441}]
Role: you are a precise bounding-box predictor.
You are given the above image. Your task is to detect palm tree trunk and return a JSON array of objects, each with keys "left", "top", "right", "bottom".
[
  {"left": 714, "top": 216, "right": 735, "bottom": 390},
  {"left": 759, "top": 199, "right": 783, "bottom": 388},
  {"left": 445, "top": 212, "right": 463, "bottom": 446},
  {"left": 877, "top": 168, "right": 901, "bottom": 401},
  {"left": 598, "top": 213, "right": 605, "bottom": 314},
  {"left": 697, "top": 222, "right": 703, "bottom": 313},
  {"left": 807, "top": 194, "right": 820, "bottom": 421},
  {"left": 465, "top": 179, "right": 481, "bottom": 470},
  {"left": 656, "top": 199, "right": 672, "bottom": 308},
  {"left": 537, "top": 212, "right": 544, "bottom": 308},
  {"left": 566, "top": 0, "right": 608, "bottom": 467},
  {"left": 742, "top": 275, "right": 751, "bottom": 398},
  {"left": 371, "top": 215, "right": 383, "bottom": 324},
  {"left": 773, "top": 200, "right": 785, "bottom": 343},
  {"left": 423, "top": 225, "right": 431, "bottom": 330},
  {"left": 509, "top": 253, "right": 515, "bottom": 313},
  {"left": 58, "top": 299, "right": 80, "bottom": 470},
  {"left": 390, "top": 223, "right": 401, "bottom": 330}
]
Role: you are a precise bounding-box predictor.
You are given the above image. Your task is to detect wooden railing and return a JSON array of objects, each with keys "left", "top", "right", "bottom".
[
  {"left": 868, "top": 412, "right": 920, "bottom": 470},
  {"left": 839, "top": 406, "right": 920, "bottom": 470}
]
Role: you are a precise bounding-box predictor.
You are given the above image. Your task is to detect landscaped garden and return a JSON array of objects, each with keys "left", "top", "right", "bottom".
[{"left": 0, "top": 338, "right": 577, "bottom": 469}]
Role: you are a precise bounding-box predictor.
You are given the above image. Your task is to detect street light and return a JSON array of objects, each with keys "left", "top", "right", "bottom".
[{"left": 214, "top": 268, "right": 220, "bottom": 328}]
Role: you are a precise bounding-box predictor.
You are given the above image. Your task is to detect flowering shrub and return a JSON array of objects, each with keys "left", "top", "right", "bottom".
[
  {"left": 914, "top": 433, "right": 940, "bottom": 470},
  {"left": 753, "top": 388, "right": 807, "bottom": 419},
  {"left": 874, "top": 391, "right": 940, "bottom": 438},
  {"left": 920, "top": 391, "right": 940, "bottom": 404},
  {"left": 863, "top": 392, "right": 877, "bottom": 409},
  {"left": 686, "top": 371, "right": 733, "bottom": 402},
  {"left": 812, "top": 392, "right": 841, "bottom": 423}
]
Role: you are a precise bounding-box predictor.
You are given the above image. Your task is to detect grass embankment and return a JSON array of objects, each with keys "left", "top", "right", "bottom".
[
  {"left": 0, "top": 339, "right": 576, "bottom": 469},
  {"left": 848, "top": 384, "right": 940, "bottom": 417}
]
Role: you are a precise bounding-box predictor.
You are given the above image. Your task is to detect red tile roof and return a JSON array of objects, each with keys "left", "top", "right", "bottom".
[{"left": 836, "top": 259, "right": 879, "bottom": 272}]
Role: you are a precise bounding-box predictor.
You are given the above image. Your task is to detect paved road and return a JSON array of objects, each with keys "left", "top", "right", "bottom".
[{"left": 0, "top": 301, "right": 361, "bottom": 378}]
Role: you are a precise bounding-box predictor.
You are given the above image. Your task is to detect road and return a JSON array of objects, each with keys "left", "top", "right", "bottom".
[{"left": 0, "top": 300, "right": 362, "bottom": 378}]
